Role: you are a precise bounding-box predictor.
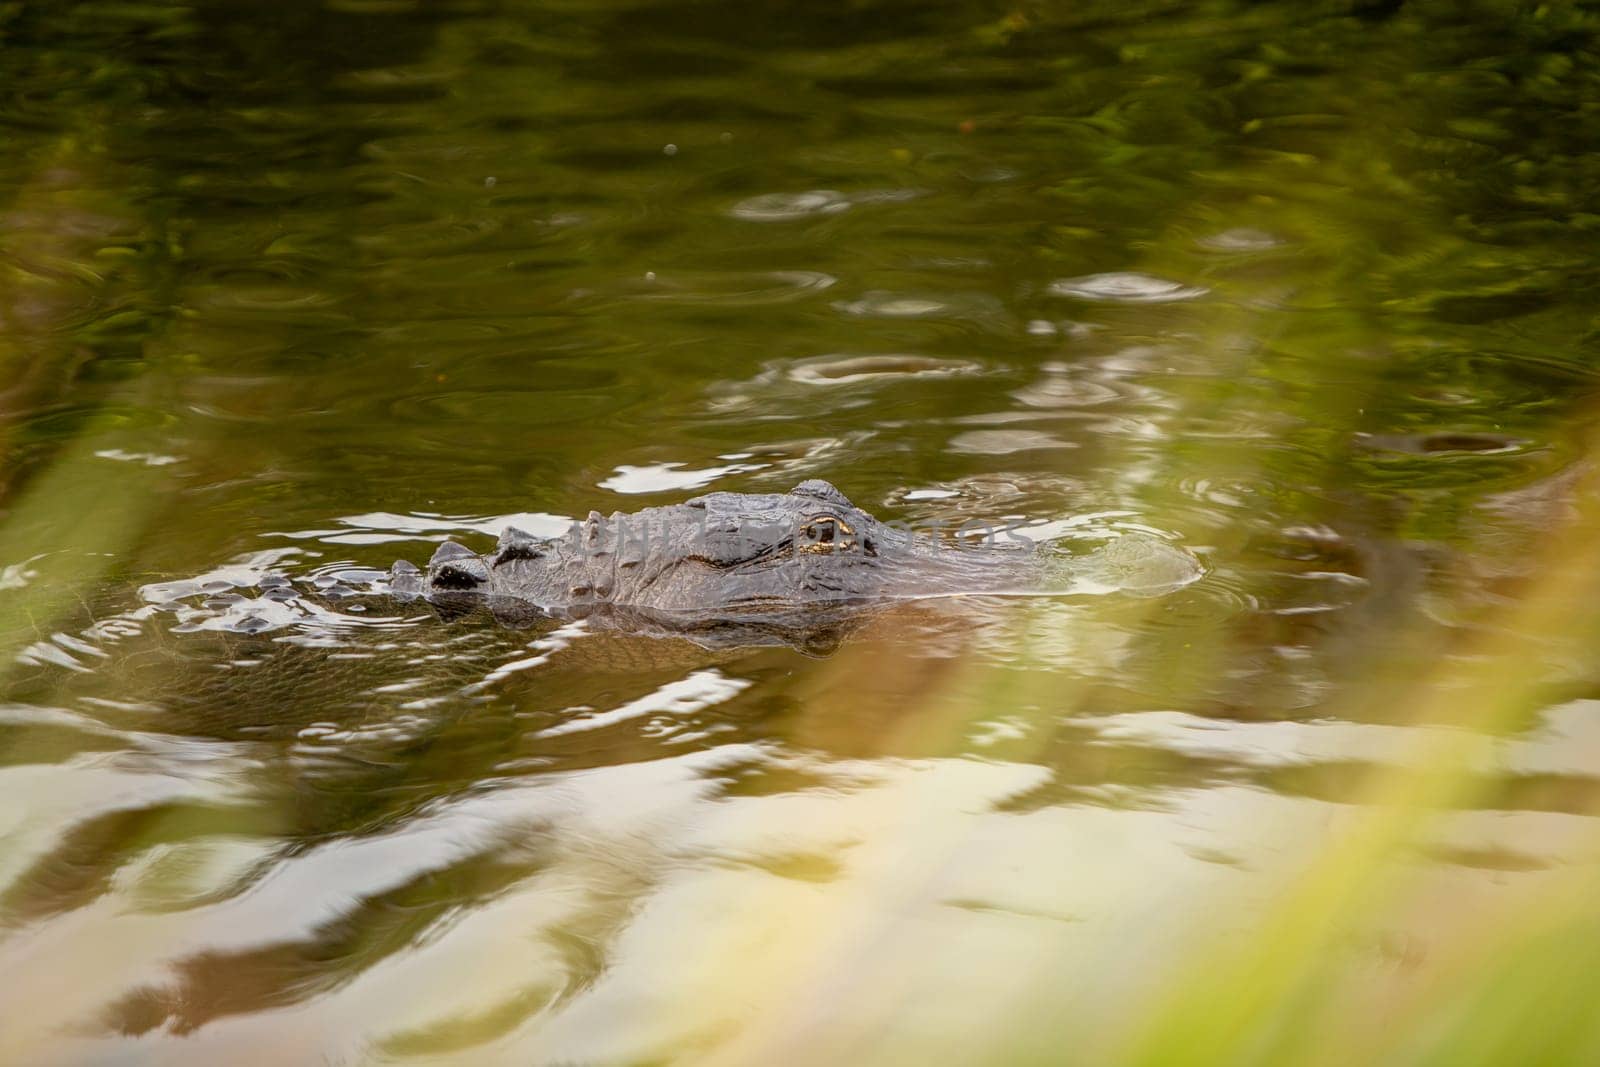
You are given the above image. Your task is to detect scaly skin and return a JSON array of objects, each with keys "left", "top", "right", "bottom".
[{"left": 389, "top": 479, "right": 1046, "bottom": 624}]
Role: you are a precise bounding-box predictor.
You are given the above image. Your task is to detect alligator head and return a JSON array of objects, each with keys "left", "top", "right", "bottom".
[{"left": 388, "top": 479, "right": 940, "bottom": 620}]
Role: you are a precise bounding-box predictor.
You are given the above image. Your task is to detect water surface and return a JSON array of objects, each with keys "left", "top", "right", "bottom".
[{"left": 3, "top": 1, "right": 1600, "bottom": 1062}]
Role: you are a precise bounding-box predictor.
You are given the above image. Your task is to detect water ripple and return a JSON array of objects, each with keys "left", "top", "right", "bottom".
[
  {"left": 947, "top": 429, "right": 1076, "bottom": 455},
  {"left": 728, "top": 189, "right": 852, "bottom": 221},
  {"left": 727, "top": 187, "right": 923, "bottom": 221},
  {"left": 786, "top": 354, "right": 984, "bottom": 386},
  {"left": 1048, "top": 272, "right": 1209, "bottom": 303},
  {"left": 1196, "top": 228, "right": 1286, "bottom": 253},
  {"left": 598, "top": 461, "right": 766, "bottom": 495},
  {"left": 621, "top": 269, "right": 837, "bottom": 306}
]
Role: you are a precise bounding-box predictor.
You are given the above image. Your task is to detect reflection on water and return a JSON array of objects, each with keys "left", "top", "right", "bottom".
[
  {"left": 3, "top": 0, "right": 1600, "bottom": 1061},
  {"left": 1047, "top": 272, "right": 1210, "bottom": 304}
]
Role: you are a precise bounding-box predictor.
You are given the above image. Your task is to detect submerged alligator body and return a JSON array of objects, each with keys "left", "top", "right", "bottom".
[{"left": 389, "top": 479, "right": 1057, "bottom": 628}]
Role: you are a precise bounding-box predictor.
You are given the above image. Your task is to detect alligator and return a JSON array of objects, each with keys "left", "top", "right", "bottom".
[
  {"left": 98, "top": 479, "right": 1200, "bottom": 657},
  {"left": 387, "top": 479, "right": 1203, "bottom": 646},
  {"left": 386, "top": 479, "right": 1200, "bottom": 639}
]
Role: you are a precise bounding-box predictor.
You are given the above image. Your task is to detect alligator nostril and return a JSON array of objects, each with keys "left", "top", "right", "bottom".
[
  {"left": 430, "top": 547, "right": 490, "bottom": 590},
  {"left": 433, "top": 564, "right": 484, "bottom": 590},
  {"left": 594, "top": 584, "right": 613, "bottom": 600},
  {"left": 570, "top": 584, "right": 593, "bottom": 599}
]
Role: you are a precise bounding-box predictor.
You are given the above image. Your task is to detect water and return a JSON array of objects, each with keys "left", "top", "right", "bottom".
[{"left": 3, "top": 1, "right": 1600, "bottom": 1062}]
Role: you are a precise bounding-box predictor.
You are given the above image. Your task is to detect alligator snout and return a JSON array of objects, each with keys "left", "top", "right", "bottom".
[{"left": 428, "top": 541, "right": 490, "bottom": 589}]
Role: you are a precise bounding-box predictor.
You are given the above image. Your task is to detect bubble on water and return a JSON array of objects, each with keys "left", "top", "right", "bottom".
[
  {"left": 663, "top": 143, "right": 678, "bottom": 156},
  {"left": 1048, "top": 272, "right": 1209, "bottom": 303}
]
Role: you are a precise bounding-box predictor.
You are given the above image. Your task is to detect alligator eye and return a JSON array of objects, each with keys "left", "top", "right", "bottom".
[{"left": 799, "top": 514, "right": 858, "bottom": 554}]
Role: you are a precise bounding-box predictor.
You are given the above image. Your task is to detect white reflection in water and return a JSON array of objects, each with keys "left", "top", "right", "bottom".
[
  {"left": 599, "top": 461, "right": 767, "bottom": 495},
  {"left": 535, "top": 669, "right": 751, "bottom": 738},
  {"left": 1048, "top": 272, "right": 1209, "bottom": 303}
]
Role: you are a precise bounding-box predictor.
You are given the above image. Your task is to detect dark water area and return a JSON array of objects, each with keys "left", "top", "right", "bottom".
[{"left": 3, "top": 1, "right": 1600, "bottom": 1062}]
